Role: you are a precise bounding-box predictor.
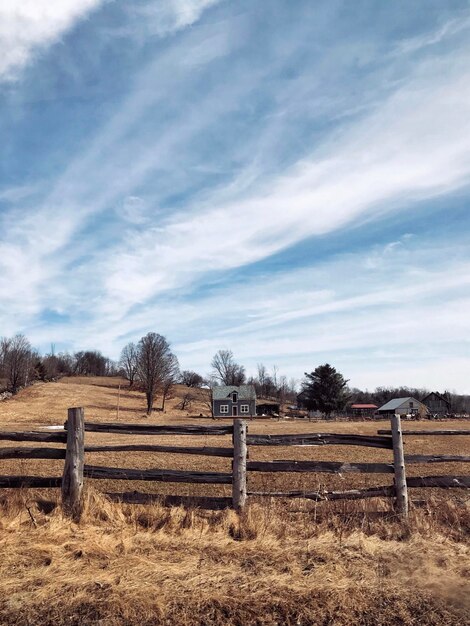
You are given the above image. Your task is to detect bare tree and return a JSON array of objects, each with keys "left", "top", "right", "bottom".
[
  {"left": 211, "top": 349, "right": 246, "bottom": 386},
  {"left": 2, "top": 335, "right": 34, "bottom": 394},
  {"left": 119, "top": 342, "right": 138, "bottom": 387},
  {"left": 160, "top": 353, "right": 180, "bottom": 411},
  {"left": 73, "top": 350, "right": 108, "bottom": 376},
  {"left": 136, "top": 332, "right": 178, "bottom": 415},
  {"left": 272, "top": 365, "right": 279, "bottom": 391},
  {"left": 278, "top": 374, "right": 289, "bottom": 406},
  {"left": 178, "top": 392, "right": 195, "bottom": 411},
  {"left": 180, "top": 370, "right": 205, "bottom": 388},
  {"left": 257, "top": 363, "right": 268, "bottom": 397},
  {"left": 0, "top": 337, "right": 11, "bottom": 382}
]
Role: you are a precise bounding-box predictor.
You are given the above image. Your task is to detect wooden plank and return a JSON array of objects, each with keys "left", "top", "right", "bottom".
[
  {"left": 248, "top": 485, "right": 395, "bottom": 501},
  {"left": 107, "top": 492, "right": 232, "bottom": 510},
  {"left": 61, "top": 408, "right": 85, "bottom": 521},
  {"left": 247, "top": 433, "right": 393, "bottom": 449},
  {"left": 83, "top": 422, "right": 233, "bottom": 436},
  {"left": 232, "top": 419, "right": 247, "bottom": 510},
  {"left": 0, "top": 476, "right": 62, "bottom": 488},
  {"left": 0, "top": 431, "right": 67, "bottom": 443},
  {"left": 405, "top": 455, "right": 470, "bottom": 463},
  {"left": 0, "top": 447, "right": 66, "bottom": 460},
  {"left": 406, "top": 475, "right": 470, "bottom": 489},
  {"left": 391, "top": 414, "right": 408, "bottom": 517},
  {"left": 84, "top": 444, "right": 233, "bottom": 457},
  {"left": 378, "top": 429, "right": 470, "bottom": 436},
  {"left": 246, "top": 460, "right": 394, "bottom": 474},
  {"left": 84, "top": 465, "right": 232, "bottom": 484}
]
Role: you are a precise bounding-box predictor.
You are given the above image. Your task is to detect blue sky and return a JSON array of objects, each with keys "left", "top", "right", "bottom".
[{"left": 1, "top": 0, "right": 470, "bottom": 391}]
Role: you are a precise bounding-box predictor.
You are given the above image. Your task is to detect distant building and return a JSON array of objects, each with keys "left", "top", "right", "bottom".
[
  {"left": 212, "top": 385, "right": 256, "bottom": 418},
  {"left": 377, "top": 397, "right": 428, "bottom": 418},
  {"left": 422, "top": 392, "right": 451, "bottom": 416},
  {"left": 256, "top": 399, "right": 281, "bottom": 417},
  {"left": 350, "top": 403, "right": 378, "bottom": 418}
]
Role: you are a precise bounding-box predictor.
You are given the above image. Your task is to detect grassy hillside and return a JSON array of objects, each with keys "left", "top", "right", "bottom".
[{"left": 0, "top": 377, "right": 468, "bottom": 625}]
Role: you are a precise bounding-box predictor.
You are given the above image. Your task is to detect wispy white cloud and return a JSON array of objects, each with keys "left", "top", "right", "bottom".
[
  {"left": 393, "top": 13, "right": 470, "bottom": 56},
  {"left": 2, "top": 3, "right": 470, "bottom": 391},
  {"left": 0, "top": 0, "right": 105, "bottom": 82},
  {"left": 98, "top": 43, "right": 470, "bottom": 312},
  {"left": 123, "top": 0, "right": 222, "bottom": 39},
  {"left": 25, "top": 234, "right": 470, "bottom": 390}
]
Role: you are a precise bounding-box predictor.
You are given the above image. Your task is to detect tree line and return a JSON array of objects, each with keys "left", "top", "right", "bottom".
[
  {"left": 2, "top": 332, "right": 469, "bottom": 416},
  {"left": 298, "top": 364, "right": 470, "bottom": 417},
  {"left": 0, "top": 335, "right": 116, "bottom": 395}
]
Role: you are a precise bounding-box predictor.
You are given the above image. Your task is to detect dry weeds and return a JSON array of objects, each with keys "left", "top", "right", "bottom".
[
  {"left": 0, "top": 489, "right": 468, "bottom": 625},
  {"left": 0, "top": 378, "right": 469, "bottom": 624}
]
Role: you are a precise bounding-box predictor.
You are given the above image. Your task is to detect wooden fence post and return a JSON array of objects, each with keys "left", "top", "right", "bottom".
[
  {"left": 391, "top": 414, "right": 408, "bottom": 518},
  {"left": 62, "top": 407, "right": 85, "bottom": 521},
  {"left": 232, "top": 419, "right": 247, "bottom": 511}
]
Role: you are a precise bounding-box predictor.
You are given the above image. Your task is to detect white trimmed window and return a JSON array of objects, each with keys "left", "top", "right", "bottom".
[
  {"left": 240, "top": 404, "right": 249, "bottom": 414},
  {"left": 220, "top": 404, "right": 229, "bottom": 414}
]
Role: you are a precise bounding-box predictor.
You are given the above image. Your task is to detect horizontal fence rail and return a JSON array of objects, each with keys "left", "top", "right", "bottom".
[
  {"left": 248, "top": 486, "right": 396, "bottom": 501},
  {"left": 246, "top": 460, "right": 395, "bottom": 474},
  {"left": 406, "top": 475, "right": 470, "bottom": 488},
  {"left": 84, "top": 465, "right": 232, "bottom": 484},
  {"left": 248, "top": 476, "right": 470, "bottom": 501},
  {"left": 404, "top": 454, "right": 470, "bottom": 464},
  {"left": 0, "top": 408, "right": 468, "bottom": 521},
  {"left": 84, "top": 444, "right": 233, "bottom": 457},
  {"left": 0, "top": 447, "right": 66, "bottom": 460},
  {"left": 0, "top": 431, "right": 67, "bottom": 443},
  {"left": 247, "top": 433, "right": 393, "bottom": 449},
  {"left": 82, "top": 422, "right": 234, "bottom": 436},
  {"left": 378, "top": 429, "right": 470, "bottom": 436},
  {"left": 0, "top": 476, "right": 62, "bottom": 488}
]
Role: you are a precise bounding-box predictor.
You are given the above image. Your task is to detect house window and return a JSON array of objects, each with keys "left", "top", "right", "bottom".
[
  {"left": 409, "top": 402, "right": 414, "bottom": 408},
  {"left": 240, "top": 404, "right": 249, "bottom": 414},
  {"left": 232, "top": 392, "right": 238, "bottom": 402},
  {"left": 220, "top": 405, "right": 229, "bottom": 414}
]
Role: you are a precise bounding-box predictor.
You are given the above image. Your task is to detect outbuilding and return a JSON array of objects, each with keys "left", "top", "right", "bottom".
[
  {"left": 350, "top": 403, "right": 378, "bottom": 418},
  {"left": 377, "top": 397, "right": 428, "bottom": 418},
  {"left": 422, "top": 392, "right": 451, "bottom": 416},
  {"left": 256, "top": 399, "right": 281, "bottom": 417}
]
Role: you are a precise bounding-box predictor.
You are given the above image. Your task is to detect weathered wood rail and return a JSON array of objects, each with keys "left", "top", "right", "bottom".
[
  {"left": 246, "top": 460, "right": 395, "bottom": 473},
  {"left": 0, "top": 410, "right": 468, "bottom": 521}
]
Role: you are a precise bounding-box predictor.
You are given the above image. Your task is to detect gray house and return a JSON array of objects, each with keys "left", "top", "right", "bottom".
[
  {"left": 377, "top": 397, "right": 428, "bottom": 417},
  {"left": 212, "top": 385, "right": 256, "bottom": 418}
]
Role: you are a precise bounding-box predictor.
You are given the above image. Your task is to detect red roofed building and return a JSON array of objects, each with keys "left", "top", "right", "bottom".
[{"left": 350, "top": 403, "right": 378, "bottom": 418}]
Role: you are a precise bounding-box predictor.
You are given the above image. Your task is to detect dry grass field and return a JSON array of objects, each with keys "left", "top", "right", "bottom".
[{"left": 0, "top": 377, "right": 469, "bottom": 625}]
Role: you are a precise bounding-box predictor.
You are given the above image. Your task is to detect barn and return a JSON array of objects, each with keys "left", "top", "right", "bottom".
[
  {"left": 377, "top": 397, "right": 428, "bottom": 418},
  {"left": 422, "top": 392, "right": 451, "bottom": 416}
]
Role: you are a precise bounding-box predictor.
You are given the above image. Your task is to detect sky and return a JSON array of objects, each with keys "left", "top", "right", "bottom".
[{"left": 1, "top": 0, "right": 470, "bottom": 392}]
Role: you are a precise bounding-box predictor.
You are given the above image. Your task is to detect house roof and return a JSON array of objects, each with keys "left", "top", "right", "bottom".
[
  {"left": 256, "top": 398, "right": 280, "bottom": 406},
  {"left": 377, "top": 397, "right": 420, "bottom": 411},
  {"left": 422, "top": 392, "right": 450, "bottom": 406},
  {"left": 351, "top": 404, "right": 378, "bottom": 409},
  {"left": 212, "top": 385, "right": 256, "bottom": 401}
]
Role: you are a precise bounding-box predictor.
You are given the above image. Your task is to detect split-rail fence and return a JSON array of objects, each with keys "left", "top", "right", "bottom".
[{"left": 0, "top": 408, "right": 469, "bottom": 520}]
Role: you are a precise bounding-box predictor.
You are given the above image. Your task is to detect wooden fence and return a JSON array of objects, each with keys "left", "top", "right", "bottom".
[{"left": 0, "top": 408, "right": 469, "bottom": 521}]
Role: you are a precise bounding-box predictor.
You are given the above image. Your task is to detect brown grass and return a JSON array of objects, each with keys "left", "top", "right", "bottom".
[
  {"left": 0, "top": 377, "right": 469, "bottom": 624},
  {"left": 0, "top": 489, "right": 468, "bottom": 625}
]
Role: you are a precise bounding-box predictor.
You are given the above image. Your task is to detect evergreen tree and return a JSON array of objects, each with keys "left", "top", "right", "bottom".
[{"left": 301, "top": 364, "right": 350, "bottom": 418}]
